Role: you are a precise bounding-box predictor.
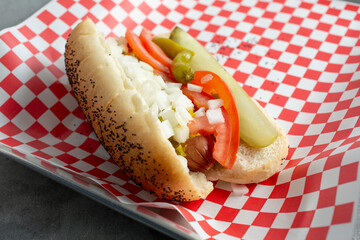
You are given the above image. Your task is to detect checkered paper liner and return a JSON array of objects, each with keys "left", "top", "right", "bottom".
[{"left": 0, "top": 0, "right": 360, "bottom": 239}]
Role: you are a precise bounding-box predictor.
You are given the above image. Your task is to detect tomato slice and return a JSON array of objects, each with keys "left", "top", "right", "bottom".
[
  {"left": 125, "top": 30, "right": 169, "bottom": 73},
  {"left": 139, "top": 28, "right": 172, "bottom": 68},
  {"left": 190, "top": 71, "right": 240, "bottom": 169},
  {"left": 181, "top": 86, "right": 212, "bottom": 109}
]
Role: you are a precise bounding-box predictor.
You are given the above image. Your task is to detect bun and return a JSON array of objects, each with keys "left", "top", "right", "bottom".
[
  {"left": 65, "top": 18, "right": 288, "bottom": 201},
  {"left": 65, "top": 18, "right": 213, "bottom": 201}
]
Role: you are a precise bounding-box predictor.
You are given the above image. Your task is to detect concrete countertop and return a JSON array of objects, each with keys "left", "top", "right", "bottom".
[{"left": 0, "top": 1, "right": 174, "bottom": 239}]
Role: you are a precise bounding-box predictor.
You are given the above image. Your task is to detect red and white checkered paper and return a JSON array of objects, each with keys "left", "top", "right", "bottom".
[{"left": 1, "top": 0, "right": 360, "bottom": 239}]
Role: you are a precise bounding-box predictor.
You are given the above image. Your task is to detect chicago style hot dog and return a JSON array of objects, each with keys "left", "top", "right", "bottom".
[{"left": 65, "top": 19, "right": 288, "bottom": 201}]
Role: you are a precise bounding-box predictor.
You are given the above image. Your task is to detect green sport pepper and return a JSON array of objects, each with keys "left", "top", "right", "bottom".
[{"left": 171, "top": 50, "right": 194, "bottom": 84}]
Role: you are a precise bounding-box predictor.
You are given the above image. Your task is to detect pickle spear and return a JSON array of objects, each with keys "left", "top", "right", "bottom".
[{"left": 169, "top": 27, "right": 277, "bottom": 148}]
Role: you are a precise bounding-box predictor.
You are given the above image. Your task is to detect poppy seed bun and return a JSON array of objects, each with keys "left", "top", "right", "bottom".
[{"left": 65, "top": 18, "right": 213, "bottom": 201}]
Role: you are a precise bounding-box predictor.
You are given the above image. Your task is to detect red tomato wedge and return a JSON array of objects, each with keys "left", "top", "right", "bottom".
[
  {"left": 212, "top": 109, "right": 232, "bottom": 165},
  {"left": 188, "top": 113, "right": 217, "bottom": 135},
  {"left": 139, "top": 28, "right": 172, "bottom": 68},
  {"left": 125, "top": 30, "right": 169, "bottom": 73},
  {"left": 190, "top": 71, "right": 240, "bottom": 169},
  {"left": 181, "top": 86, "right": 212, "bottom": 109}
]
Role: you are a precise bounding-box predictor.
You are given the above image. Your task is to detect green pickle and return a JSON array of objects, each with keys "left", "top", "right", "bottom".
[
  {"left": 169, "top": 27, "right": 278, "bottom": 148},
  {"left": 171, "top": 50, "right": 194, "bottom": 84}
]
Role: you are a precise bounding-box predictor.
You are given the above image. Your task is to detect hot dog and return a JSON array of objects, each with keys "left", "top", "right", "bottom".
[{"left": 64, "top": 18, "right": 288, "bottom": 201}]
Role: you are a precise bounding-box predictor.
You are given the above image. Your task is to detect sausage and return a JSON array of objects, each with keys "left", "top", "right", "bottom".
[{"left": 183, "top": 135, "right": 215, "bottom": 172}]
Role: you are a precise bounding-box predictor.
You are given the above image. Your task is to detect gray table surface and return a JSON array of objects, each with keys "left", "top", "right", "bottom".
[{"left": 0, "top": 1, "right": 173, "bottom": 239}]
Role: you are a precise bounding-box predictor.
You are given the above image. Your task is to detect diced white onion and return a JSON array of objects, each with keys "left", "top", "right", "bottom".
[
  {"left": 165, "top": 87, "right": 182, "bottom": 95},
  {"left": 139, "top": 61, "right": 153, "bottom": 71},
  {"left": 149, "top": 103, "right": 159, "bottom": 117},
  {"left": 175, "top": 112, "right": 187, "bottom": 126},
  {"left": 154, "top": 91, "right": 170, "bottom": 110},
  {"left": 206, "top": 108, "right": 225, "bottom": 124},
  {"left": 139, "top": 80, "right": 161, "bottom": 100},
  {"left": 153, "top": 75, "right": 167, "bottom": 89},
  {"left": 187, "top": 84, "right": 203, "bottom": 92},
  {"left": 122, "top": 54, "right": 138, "bottom": 63},
  {"left": 208, "top": 99, "right": 224, "bottom": 109},
  {"left": 167, "top": 91, "right": 181, "bottom": 103},
  {"left": 176, "top": 107, "right": 193, "bottom": 121},
  {"left": 160, "top": 120, "right": 174, "bottom": 139},
  {"left": 105, "top": 38, "right": 125, "bottom": 56},
  {"left": 123, "top": 76, "right": 134, "bottom": 89},
  {"left": 123, "top": 65, "right": 139, "bottom": 85},
  {"left": 160, "top": 108, "right": 178, "bottom": 127},
  {"left": 166, "top": 82, "right": 182, "bottom": 89},
  {"left": 200, "top": 74, "right": 213, "bottom": 84},
  {"left": 173, "top": 125, "right": 189, "bottom": 143},
  {"left": 195, "top": 107, "right": 206, "bottom": 117},
  {"left": 173, "top": 94, "right": 194, "bottom": 110}
]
